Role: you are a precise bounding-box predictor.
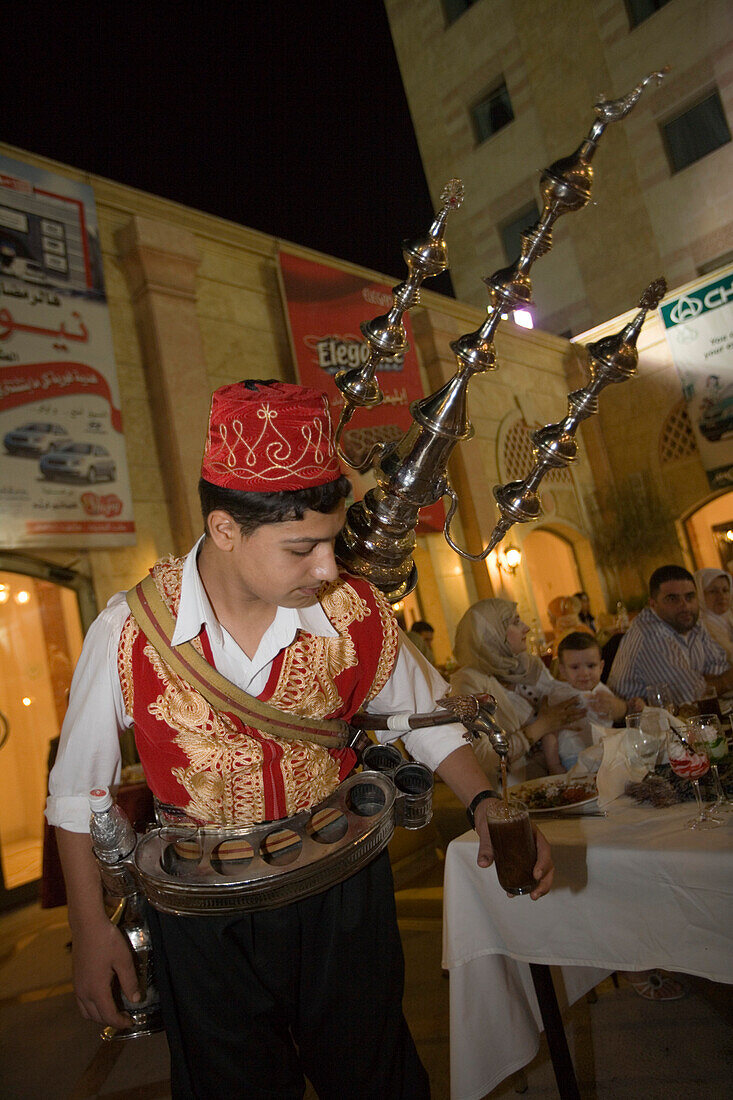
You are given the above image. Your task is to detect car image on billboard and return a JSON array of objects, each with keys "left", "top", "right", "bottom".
[{"left": 39, "top": 442, "right": 117, "bottom": 483}]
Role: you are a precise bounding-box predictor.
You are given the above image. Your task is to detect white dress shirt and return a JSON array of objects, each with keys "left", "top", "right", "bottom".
[{"left": 47, "top": 538, "right": 466, "bottom": 832}]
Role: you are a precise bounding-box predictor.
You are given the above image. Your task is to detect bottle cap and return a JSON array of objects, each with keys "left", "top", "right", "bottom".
[{"left": 89, "top": 787, "right": 113, "bottom": 812}]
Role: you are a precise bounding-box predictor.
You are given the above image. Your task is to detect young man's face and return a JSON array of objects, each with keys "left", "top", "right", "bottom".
[
  {"left": 559, "top": 647, "right": 603, "bottom": 692},
  {"left": 222, "top": 503, "right": 346, "bottom": 608},
  {"left": 650, "top": 579, "right": 698, "bottom": 634}
]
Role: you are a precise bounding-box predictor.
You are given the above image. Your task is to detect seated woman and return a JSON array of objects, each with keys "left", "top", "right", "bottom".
[
  {"left": 451, "top": 598, "right": 585, "bottom": 786},
  {"left": 695, "top": 568, "right": 733, "bottom": 663}
]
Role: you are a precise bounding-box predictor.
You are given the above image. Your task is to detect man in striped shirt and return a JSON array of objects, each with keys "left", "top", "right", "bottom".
[{"left": 608, "top": 564, "right": 733, "bottom": 705}]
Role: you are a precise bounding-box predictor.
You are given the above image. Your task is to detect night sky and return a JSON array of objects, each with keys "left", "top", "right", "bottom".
[{"left": 7, "top": 2, "right": 453, "bottom": 294}]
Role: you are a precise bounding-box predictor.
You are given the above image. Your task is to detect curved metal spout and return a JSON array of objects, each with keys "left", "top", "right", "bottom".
[{"left": 335, "top": 73, "right": 669, "bottom": 599}]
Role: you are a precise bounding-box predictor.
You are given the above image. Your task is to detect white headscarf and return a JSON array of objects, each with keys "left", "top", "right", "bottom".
[
  {"left": 694, "top": 567, "right": 733, "bottom": 657},
  {"left": 453, "top": 598, "right": 545, "bottom": 687}
]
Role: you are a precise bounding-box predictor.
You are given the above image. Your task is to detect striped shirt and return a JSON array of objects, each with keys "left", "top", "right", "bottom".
[{"left": 607, "top": 607, "right": 728, "bottom": 704}]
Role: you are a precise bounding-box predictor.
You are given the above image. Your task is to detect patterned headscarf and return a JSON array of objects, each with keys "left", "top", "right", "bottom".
[
  {"left": 201, "top": 381, "right": 342, "bottom": 491},
  {"left": 453, "top": 598, "right": 545, "bottom": 687}
]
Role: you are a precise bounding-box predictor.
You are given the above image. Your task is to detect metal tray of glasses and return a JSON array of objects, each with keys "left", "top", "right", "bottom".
[{"left": 133, "top": 770, "right": 396, "bottom": 915}]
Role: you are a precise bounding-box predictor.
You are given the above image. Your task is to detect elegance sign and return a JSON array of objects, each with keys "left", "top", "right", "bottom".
[{"left": 277, "top": 250, "right": 444, "bottom": 532}]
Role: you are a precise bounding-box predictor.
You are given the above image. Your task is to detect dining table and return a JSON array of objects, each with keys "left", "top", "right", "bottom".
[{"left": 442, "top": 795, "right": 733, "bottom": 1100}]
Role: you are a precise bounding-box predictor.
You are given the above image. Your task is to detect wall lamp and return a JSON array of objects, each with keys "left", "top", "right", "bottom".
[{"left": 497, "top": 545, "right": 522, "bottom": 574}]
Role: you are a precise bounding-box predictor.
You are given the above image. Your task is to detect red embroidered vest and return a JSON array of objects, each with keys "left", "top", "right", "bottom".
[{"left": 117, "top": 555, "right": 398, "bottom": 825}]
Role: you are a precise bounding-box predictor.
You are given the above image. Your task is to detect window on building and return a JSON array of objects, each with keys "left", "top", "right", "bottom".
[
  {"left": 471, "top": 82, "right": 514, "bottom": 144},
  {"left": 443, "top": 0, "right": 480, "bottom": 26},
  {"left": 662, "top": 90, "right": 731, "bottom": 173},
  {"left": 500, "top": 202, "right": 540, "bottom": 262},
  {"left": 625, "top": 0, "right": 673, "bottom": 27}
]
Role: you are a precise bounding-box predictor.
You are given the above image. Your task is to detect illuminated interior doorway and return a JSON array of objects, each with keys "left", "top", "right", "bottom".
[
  {"left": 0, "top": 558, "right": 92, "bottom": 906},
  {"left": 684, "top": 491, "right": 733, "bottom": 570},
  {"left": 521, "top": 528, "right": 582, "bottom": 637}
]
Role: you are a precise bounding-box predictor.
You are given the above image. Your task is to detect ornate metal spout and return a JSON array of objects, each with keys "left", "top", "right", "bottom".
[
  {"left": 444, "top": 278, "right": 668, "bottom": 559},
  {"left": 335, "top": 72, "right": 667, "bottom": 600},
  {"left": 334, "top": 178, "right": 464, "bottom": 472}
]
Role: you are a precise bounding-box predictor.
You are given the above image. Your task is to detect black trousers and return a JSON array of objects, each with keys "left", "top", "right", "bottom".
[{"left": 147, "top": 851, "right": 430, "bottom": 1099}]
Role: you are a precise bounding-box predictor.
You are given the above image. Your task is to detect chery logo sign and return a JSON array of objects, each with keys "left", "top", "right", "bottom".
[
  {"left": 669, "top": 295, "right": 703, "bottom": 324},
  {"left": 662, "top": 273, "right": 733, "bottom": 328}
]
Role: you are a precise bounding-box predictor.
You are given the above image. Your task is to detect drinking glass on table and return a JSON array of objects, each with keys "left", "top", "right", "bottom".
[
  {"left": 687, "top": 714, "right": 733, "bottom": 813},
  {"left": 666, "top": 728, "right": 722, "bottom": 830},
  {"left": 624, "top": 713, "right": 661, "bottom": 776},
  {"left": 646, "top": 683, "right": 675, "bottom": 713}
]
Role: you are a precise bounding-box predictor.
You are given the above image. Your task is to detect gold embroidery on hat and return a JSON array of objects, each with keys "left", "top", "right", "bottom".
[{"left": 209, "top": 397, "right": 337, "bottom": 485}]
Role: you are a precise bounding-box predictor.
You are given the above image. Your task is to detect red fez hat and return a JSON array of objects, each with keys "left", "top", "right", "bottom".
[{"left": 201, "top": 381, "right": 342, "bottom": 492}]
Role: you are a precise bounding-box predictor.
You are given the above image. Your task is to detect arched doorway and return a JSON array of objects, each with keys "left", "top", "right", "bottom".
[
  {"left": 0, "top": 554, "right": 95, "bottom": 908},
  {"left": 521, "top": 528, "right": 582, "bottom": 636},
  {"left": 683, "top": 491, "right": 733, "bottom": 571}
]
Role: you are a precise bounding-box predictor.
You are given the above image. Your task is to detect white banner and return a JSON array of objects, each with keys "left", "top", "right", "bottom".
[
  {"left": 659, "top": 266, "right": 733, "bottom": 490},
  {"left": 0, "top": 154, "right": 135, "bottom": 547}
]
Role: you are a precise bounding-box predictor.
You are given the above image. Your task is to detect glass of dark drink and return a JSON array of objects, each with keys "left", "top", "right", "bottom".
[
  {"left": 485, "top": 799, "right": 537, "bottom": 896},
  {"left": 696, "top": 694, "right": 722, "bottom": 720}
]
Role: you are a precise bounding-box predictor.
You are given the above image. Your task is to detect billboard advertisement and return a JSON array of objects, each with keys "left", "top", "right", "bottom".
[
  {"left": 659, "top": 267, "right": 733, "bottom": 490},
  {"left": 0, "top": 153, "right": 135, "bottom": 547},
  {"left": 278, "top": 250, "right": 444, "bottom": 532}
]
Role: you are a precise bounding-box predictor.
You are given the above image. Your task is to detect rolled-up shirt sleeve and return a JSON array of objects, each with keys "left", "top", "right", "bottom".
[
  {"left": 365, "top": 632, "right": 467, "bottom": 771},
  {"left": 46, "top": 594, "right": 132, "bottom": 833}
]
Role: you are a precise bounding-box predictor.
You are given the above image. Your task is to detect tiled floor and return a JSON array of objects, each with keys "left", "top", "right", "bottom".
[{"left": 1, "top": 790, "right": 731, "bottom": 1098}]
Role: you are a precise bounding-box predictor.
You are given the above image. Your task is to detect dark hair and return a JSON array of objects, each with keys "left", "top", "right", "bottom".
[
  {"left": 410, "top": 620, "right": 434, "bottom": 635},
  {"left": 648, "top": 564, "right": 694, "bottom": 599},
  {"left": 199, "top": 476, "right": 351, "bottom": 536},
  {"left": 573, "top": 591, "right": 588, "bottom": 601},
  {"left": 557, "top": 632, "right": 601, "bottom": 659}
]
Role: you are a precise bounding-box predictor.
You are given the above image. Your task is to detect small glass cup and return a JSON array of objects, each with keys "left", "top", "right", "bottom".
[
  {"left": 646, "top": 683, "right": 675, "bottom": 713},
  {"left": 687, "top": 714, "right": 733, "bottom": 814},
  {"left": 485, "top": 799, "right": 537, "bottom": 896},
  {"left": 624, "top": 713, "right": 661, "bottom": 775}
]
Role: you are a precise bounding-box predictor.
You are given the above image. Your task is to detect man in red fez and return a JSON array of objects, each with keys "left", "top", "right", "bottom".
[{"left": 48, "top": 380, "right": 553, "bottom": 1098}]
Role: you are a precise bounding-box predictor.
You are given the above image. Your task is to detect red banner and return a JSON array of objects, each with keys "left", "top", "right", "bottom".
[
  {"left": 278, "top": 252, "right": 444, "bottom": 532},
  {"left": 0, "top": 361, "right": 123, "bottom": 430}
]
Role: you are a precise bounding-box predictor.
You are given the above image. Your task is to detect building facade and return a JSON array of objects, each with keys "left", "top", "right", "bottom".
[
  {"left": 0, "top": 139, "right": 613, "bottom": 905},
  {"left": 385, "top": 0, "right": 733, "bottom": 335}
]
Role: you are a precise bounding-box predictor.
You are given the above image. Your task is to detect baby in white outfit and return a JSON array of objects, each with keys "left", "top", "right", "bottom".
[{"left": 552, "top": 632, "right": 642, "bottom": 769}]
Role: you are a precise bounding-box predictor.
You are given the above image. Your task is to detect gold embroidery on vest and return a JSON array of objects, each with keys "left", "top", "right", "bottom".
[
  {"left": 145, "top": 644, "right": 267, "bottom": 824},
  {"left": 151, "top": 555, "right": 185, "bottom": 617},
  {"left": 118, "top": 614, "right": 140, "bottom": 716},
  {"left": 268, "top": 579, "right": 369, "bottom": 717},
  {"left": 366, "top": 586, "right": 399, "bottom": 702},
  {"left": 144, "top": 644, "right": 341, "bottom": 824}
]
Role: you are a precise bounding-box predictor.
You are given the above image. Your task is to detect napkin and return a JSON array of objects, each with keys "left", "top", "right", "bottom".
[
  {"left": 595, "top": 730, "right": 647, "bottom": 807},
  {"left": 594, "top": 707, "right": 678, "bottom": 807}
]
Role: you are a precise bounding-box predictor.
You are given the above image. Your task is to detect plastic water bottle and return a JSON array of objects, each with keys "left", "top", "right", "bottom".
[
  {"left": 88, "top": 788, "right": 162, "bottom": 1039},
  {"left": 89, "top": 787, "right": 137, "bottom": 864}
]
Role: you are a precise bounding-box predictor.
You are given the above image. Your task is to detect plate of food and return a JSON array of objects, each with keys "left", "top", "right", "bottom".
[{"left": 508, "top": 775, "right": 598, "bottom": 813}]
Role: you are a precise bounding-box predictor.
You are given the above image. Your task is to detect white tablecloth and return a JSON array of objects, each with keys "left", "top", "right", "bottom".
[{"left": 442, "top": 799, "right": 733, "bottom": 1100}]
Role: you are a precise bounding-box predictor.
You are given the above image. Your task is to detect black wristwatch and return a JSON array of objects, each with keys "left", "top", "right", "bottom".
[{"left": 466, "top": 788, "right": 501, "bottom": 830}]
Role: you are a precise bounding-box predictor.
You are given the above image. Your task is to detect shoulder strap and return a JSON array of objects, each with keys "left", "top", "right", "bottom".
[{"left": 126, "top": 575, "right": 350, "bottom": 749}]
